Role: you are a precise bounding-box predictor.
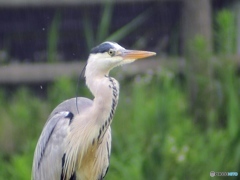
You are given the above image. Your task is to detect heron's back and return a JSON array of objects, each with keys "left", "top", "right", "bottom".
[{"left": 48, "top": 97, "right": 93, "bottom": 120}]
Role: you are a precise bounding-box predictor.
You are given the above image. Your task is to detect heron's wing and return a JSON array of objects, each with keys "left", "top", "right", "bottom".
[
  {"left": 32, "top": 97, "right": 93, "bottom": 180},
  {"left": 32, "top": 111, "right": 72, "bottom": 180}
]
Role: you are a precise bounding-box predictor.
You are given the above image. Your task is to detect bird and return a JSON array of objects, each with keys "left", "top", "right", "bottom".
[{"left": 32, "top": 41, "right": 156, "bottom": 180}]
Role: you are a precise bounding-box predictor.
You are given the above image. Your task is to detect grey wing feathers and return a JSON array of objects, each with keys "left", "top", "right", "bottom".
[
  {"left": 32, "top": 111, "right": 71, "bottom": 180},
  {"left": 32, "top": 97, "right": 92, "bottom": 180},
  {"left": 48, "top": 97, "right": 92, "bottom": 121}
]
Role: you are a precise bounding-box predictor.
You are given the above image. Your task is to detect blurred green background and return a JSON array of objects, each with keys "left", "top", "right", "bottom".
[{"left": 0, "top": 0, "right": 240, "bottom": 179}]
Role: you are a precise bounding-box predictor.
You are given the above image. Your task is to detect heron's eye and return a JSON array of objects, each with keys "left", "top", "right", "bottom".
[{"left": 108, "top": 49, "right": 115, "bottom": 56}]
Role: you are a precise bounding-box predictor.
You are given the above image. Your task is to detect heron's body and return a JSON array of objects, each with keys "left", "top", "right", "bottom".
[{"left": 32, "top": 42, "right": 155, "bottom": 180}]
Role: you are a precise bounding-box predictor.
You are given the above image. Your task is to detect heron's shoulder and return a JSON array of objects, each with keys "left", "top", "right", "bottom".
[{"left": 48, "top": 97, "right": 93, "bottom": 120}]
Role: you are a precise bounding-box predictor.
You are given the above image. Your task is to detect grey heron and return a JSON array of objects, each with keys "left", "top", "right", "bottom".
[{"left": 32, "top": 41, "right": 156, "bottom": 180}]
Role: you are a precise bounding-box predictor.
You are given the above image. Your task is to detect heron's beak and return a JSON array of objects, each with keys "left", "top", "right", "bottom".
[{"left": 121, "top": 49, "right": 156, "bottom": 60}]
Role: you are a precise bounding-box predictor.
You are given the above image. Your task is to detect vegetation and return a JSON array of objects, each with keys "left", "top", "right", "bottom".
[
  {"left": 0, "top": 53, "right": 240, "bottom": 179},
  {"left": 214, "top": 9, "right": 236, "bottom": 55},
  {"left": 47, "top": 12, "right": 61, "bottom": 63},
  {"left": 0, "top": 8, "right": 239, "bottom": 180},
  {"left": 83, "top": 2, "right": 151, "bottom": 51}
]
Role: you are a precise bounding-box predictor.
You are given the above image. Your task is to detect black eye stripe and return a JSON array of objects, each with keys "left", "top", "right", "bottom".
[{"left": 90, "top": 42, "right": 115, "bottom": 54}]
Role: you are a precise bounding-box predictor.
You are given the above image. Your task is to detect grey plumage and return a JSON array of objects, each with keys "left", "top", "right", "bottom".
[{"left": 32, "top": 97, "right": 112, "bottom": 180}]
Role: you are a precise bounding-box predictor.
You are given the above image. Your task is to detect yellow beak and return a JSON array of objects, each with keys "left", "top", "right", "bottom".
[{"left": 121, "top": 49, "right": 156, "bottom": 60}]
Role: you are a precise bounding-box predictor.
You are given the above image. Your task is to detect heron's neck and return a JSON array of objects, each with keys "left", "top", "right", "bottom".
[{"left": 85, "top": 68, "right": 119, "bottom": 141}]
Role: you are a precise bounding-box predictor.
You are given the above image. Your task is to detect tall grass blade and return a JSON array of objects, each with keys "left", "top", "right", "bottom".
[
  {"left": 106, "top": 9, "right": 151, "bottom": 42},
  {"left": 83, "top": 11, "right": 95, "bottom": 51},
  {"left": 97, "top": 2, "right": 114, "bottom": 43},
  {"left": 47, "top": 12, "right": 61, "bottom": 63}
]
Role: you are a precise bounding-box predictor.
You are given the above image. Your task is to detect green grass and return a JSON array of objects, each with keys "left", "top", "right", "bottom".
[
  {"left": 83, "top": 2, "right": 151, "bottom": 51},
  {"left": 0, "top": 58, "right": 239, "bottom": 179},
  {"left": 214, "top": 9, "right": 237, "bottom": 54},
  {"left": 47, "top": 12, "right": 61, "bottom": 63}
]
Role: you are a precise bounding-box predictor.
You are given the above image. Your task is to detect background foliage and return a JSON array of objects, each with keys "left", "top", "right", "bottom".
[{"left": 0, "top": 8, "right": 240, "bottom": 180}]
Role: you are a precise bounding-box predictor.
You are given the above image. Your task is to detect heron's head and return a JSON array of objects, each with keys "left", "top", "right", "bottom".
[{"left": 87, "top": 41, "right": 156, "bottom": 74}]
